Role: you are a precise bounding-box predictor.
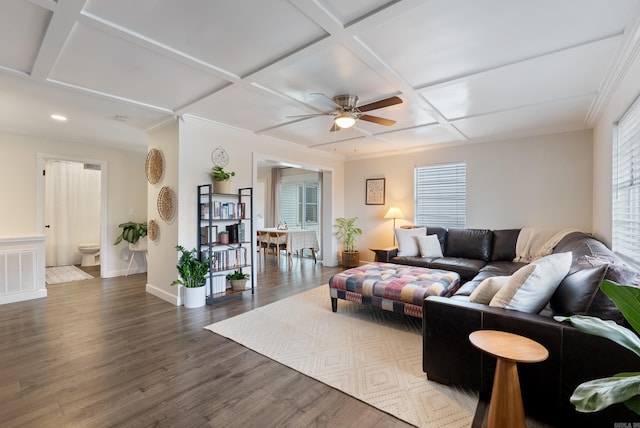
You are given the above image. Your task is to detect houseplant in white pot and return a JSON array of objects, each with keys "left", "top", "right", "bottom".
[
  {"left": 210, "top": 166, "right": 235, "bottom": 194},
  {"left": 333, "top": 217, "right": 362, "bottom": 268},
  {"left": 226, "top": 269, "right": 250, "bottom": 291},
  {"left": 171, "top": 245, "right": 211, "bottom": 308}
]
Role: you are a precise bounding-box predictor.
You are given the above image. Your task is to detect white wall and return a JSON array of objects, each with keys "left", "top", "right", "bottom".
[
  {"left": 345, "top": 130, "right": 594, "bottom": 262},
  {"left": 592, "top": 43, "right": 640, "bottom": 246},
  {"left": 0, "top": 131, "right": 147, "bottom": 278}
]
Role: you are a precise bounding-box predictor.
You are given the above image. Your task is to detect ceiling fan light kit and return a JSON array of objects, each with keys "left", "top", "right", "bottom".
[
  {"left": 287, "top": 93, "right": 403, "bottom": 132},
  {"left": 335, "top": 112, "right": 356, "bottom": 129}
]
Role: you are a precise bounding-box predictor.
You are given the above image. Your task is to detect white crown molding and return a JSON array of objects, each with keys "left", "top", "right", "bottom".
[{"left": 586, "top": 6, "right": 640, "bottom": 126}]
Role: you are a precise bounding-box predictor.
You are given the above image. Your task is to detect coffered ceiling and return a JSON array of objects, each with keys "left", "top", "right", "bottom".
[{"left": 1, "top": 0, "right": 639, "bottom": 158}]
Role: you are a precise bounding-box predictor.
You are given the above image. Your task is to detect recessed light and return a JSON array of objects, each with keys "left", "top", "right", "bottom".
[{"left": 51, "top": 114, "right": 67, "bottom": 122}]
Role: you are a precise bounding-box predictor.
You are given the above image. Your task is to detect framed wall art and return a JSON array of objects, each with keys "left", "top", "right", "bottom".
[{"left": 366, "top": 178, "right": 385, "bottom": 205}]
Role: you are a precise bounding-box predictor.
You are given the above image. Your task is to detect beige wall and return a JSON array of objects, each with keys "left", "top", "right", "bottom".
[
  {"left": 0, "top": 131, "right": 147, "bottom": 277},
  {"left": 145, "top": 122, "right": 180, "bottom": 304},
  {"left": 345, "top": 130, "right": 594, "bottom": 262}
]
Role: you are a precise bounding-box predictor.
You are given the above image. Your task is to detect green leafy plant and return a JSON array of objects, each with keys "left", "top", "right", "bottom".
[
  {"left": 333, "top": 217, "right": 362, "bottom": 253},
  {"left": 226, "top": 270, "right": 250, "bottom": 281},
  {"left": 556, "top": 280, "right": 640, "bottom": 415},
  {"left": 170, "top": 245, "right": 211, "bottom": 288},
  {"left": 113, "top": 221, "right": 147, "bottom": 245},
  {"left": 210, "top": 166, "right": 235, "bottom": 182}
]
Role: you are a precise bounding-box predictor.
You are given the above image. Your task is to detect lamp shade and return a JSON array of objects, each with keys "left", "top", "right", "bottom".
[
  {"left": 384, "top": 207, "right": 405, "bottom": 219},
  {"left": 335, "top": 112, "right": 356, "bottom": 128}
]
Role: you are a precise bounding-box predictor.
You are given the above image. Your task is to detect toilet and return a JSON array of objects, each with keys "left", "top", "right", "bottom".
[{"left": 78, "top": 243, "right": 100, "bottom": 266}]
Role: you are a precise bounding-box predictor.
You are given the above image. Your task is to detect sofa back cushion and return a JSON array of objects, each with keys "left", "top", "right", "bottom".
[
  {"left": 445, "top": 228, "right": 493, "bottom": 261},
  {"left": 491, "top": 229, "right": 520, "bottom": 261},
  {"left": 550, "top": 262, "right": 608, "bottom": 316}
]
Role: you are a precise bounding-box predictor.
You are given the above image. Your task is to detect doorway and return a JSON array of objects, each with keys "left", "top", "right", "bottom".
[{"left": 38, "top": 154, "right": 108, "bottom": 279}]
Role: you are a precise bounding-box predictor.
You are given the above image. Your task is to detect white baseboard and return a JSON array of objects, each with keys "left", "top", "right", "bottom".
[
  {"left": 0, "top": 289, "right": 47, "bottom": 305},
  {"left": 146, "top": 283, "right": 179, "bottom": 306}
]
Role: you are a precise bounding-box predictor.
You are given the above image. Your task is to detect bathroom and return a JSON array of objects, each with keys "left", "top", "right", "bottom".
[{"left": 44, "top": 159, "right": 102, "bottom": 272}]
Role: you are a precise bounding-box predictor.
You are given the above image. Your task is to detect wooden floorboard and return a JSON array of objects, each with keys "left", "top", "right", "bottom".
[{"left": 3, "top": 256, "right": 414, "bottom": 427}]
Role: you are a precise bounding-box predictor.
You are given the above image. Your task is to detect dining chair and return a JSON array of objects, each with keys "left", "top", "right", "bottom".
[{"left": 267, "top": 231, "right": 289, "bottom": 264}]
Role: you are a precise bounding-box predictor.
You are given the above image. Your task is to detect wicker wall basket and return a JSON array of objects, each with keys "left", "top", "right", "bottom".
[
  {"left": 148, "top": 219, "right": 159, "bottom": 241},
  {"left": 145, "top": 148, "right": 164, "bottom": 184},
  {"left": 157, "top": 186, "right": 176, "bottom": 222}
]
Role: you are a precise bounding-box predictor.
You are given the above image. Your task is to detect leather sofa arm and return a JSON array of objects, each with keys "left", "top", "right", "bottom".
[{"left": 423, "top": 296, "right": 640, "bottom": 425}]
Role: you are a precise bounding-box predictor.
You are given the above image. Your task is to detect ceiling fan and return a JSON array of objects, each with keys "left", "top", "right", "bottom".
[{"left": 289, "top": 93, "right": 403, "bottom": 132}]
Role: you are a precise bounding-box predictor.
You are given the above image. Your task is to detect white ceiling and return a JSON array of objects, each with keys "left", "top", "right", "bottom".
[{"left": 1, "top": 0, "right": 639, "bottom": 158}]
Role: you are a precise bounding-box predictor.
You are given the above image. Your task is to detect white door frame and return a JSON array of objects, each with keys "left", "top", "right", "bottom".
[{"left": 36, "top": 153, "right": 108, "bottom": 278}]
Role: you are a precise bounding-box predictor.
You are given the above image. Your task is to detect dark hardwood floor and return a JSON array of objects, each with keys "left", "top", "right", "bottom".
[{"left": 2, "top": 255, "right": 414, "bottom": 427}]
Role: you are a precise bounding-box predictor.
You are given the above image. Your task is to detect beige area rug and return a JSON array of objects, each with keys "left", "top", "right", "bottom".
[
  {"left": 45, "top": 265, "right": 94, "bottom": 284},
  {"left": 205, "top": 285, "right": 479, "bottom": 427}
]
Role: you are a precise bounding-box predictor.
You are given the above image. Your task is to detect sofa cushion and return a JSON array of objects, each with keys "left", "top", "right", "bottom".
[
  {"left": 469, "top": 276, "right": 509, "bottom": 304},
  {"left": 418, "top": 234, "right": 443, "bottom": 258},
  {"left": 550, "top": 262, "right": 608, "bottom": 316},
  {"left": 394, "top": 227, "right": 426, "bottom": 257},
  {"left": 429, "top": 257, "right": 487, "bottom": 281},
  {"left": 490, "top": 252, "right": 572, "bottom": 313},
  {"left": 491, "top": 229, "right": 520, "bottom": 261},
  {"left": 425, "top": 226, "right": 448, "bottom": 252},
  {"left": 445, "top": 228, "right": 493, "bottom": 262}
]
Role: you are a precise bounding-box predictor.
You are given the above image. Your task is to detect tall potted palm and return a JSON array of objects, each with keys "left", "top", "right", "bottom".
[
  {"left": 333, "top": 217, "right": 362, "bottom": 268},
  {"left": 171, "top": 245, "right": 211, "bottom": 308}
]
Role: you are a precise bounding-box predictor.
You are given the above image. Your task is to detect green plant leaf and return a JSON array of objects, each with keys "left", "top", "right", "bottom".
[
  {"left": 570, "top": 373, "right": 640, "bottom": 412},
  {"left": 601, "top": 280, "right": 640, "bottom": 335},
  {"left": 555, "top": 315, "right": 640, "bottom": 358}
]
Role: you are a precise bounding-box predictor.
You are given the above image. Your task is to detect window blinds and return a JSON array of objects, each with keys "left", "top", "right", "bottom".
[
  {"left": 415, "top": 162, "right": 466, "bottom": 229},
  {"left": 613, "top": 95, "right": 640, "bottom": 264}
]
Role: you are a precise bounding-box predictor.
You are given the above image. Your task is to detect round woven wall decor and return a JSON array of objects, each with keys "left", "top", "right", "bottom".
[
  {"left": 148, "top": 219, "right": 159, "bottom": 241},
  {"left": 157, "top": 186, "right": 175, "bottom": 222},
  {"left": 145, "top": 148, "right": 164, "bottom": 184}
]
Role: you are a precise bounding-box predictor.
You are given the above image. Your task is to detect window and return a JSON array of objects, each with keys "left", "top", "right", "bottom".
[
  {"left": 279, "top": 180, "right": 319, "bottom": 232},
  {"left": 415, "top": 162, "right": 466, "bottom": 228},
  {"left": 613, "top": 95, "right": 640, "bottom": 264}
]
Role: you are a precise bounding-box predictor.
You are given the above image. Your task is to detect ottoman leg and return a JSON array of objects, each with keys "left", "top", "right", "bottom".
[{"left": 331, "top": 297, "right": 337, "bottom": 312}]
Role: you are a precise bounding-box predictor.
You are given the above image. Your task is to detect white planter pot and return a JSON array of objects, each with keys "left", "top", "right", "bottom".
[
  {"left": 213, "top": 180, "right": 231, "bottom": 194},
  {"left": 183, "top": 285, "right": 206, "bottom": 308}
]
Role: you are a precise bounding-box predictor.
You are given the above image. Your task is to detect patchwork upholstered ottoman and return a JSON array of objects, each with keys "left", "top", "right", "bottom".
[{"left": 328, "top": 262, "right": 460, "bottom": 318}]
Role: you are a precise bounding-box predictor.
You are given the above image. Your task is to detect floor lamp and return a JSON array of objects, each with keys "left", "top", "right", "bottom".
[{"left": 384, "top": 207, "right": 405, "bottom": 246}]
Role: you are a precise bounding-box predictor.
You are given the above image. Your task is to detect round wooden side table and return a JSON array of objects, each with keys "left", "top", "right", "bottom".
[{"left": 469, "top": 330, "right": 548, "bottom": 428}]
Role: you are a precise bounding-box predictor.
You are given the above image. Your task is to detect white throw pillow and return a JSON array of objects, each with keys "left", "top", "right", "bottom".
[
  {"left": 395, "top": 227, "right": 426, "bottom": 257},
  {"left": 469, "top": 276, "right": 509, "bottom": 304},
  {"left": 490, "top": 252, "right": 572, "bottom": 313},
  {"left": 417, "top": 234, "right": 443, "bottom": 258}
]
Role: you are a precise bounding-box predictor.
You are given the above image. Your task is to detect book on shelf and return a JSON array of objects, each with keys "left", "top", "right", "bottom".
[
  {"left": 199, "top": 226, "right": 218, "bottom": 245},
  {"left": 205, "top": 275, "right": 227, "bottom": 295}
]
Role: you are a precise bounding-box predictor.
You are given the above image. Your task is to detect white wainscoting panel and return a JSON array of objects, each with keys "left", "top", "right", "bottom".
[{"left": 0, "top": 236, "right": 46, "bottom": 304}]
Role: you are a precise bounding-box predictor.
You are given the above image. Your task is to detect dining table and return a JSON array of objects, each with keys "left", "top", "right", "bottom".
[{"left": 257, "top": 228, "right": 319, "bottom": 264}]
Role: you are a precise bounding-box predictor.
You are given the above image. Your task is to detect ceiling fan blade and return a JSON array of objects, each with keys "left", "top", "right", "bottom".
[
  {"left": 311, "top": 92, "right": 341, "bottom": 108},
  {"left": 357, "top": 96, "right": 403, "bottom": 112},
  {"left": 330, "top": 122, "right": 341, "bottom": 132},
  {"left": 286, "top": 113, "right": 328, "bottom": 119},
  {"left": 359, "top": 115, "right": 396, "bottom": 126}
]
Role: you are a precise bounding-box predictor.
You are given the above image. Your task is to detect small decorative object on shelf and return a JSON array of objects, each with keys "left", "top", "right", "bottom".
[
  {"left": 210, "top": 166, "right": 235, "bottom": 194},
  {"left": 226, "top": 270, "right": 250, "bottom": 291},
  {"left": 198, "top": 184, "right": 254, "bottom": 305}
]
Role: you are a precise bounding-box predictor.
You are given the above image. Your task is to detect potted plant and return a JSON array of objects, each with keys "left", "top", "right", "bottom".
[
  {"left": 556, "top": 280, "right": 640, "bottom": 415},
  {"left": 333, "top": 217, "right": 363, "bottom": 268},
  {"left": 113, "top": 221, "right": 147, "bottom": 245},
  {"left": 210, "top": 166, "right": 235, "bottom": 194},
  {"left": 226, "top": 269, "right": 250, "bottom": 291},
  {"left": 171, "top": 245, "right": 211, "bottom": 308}
]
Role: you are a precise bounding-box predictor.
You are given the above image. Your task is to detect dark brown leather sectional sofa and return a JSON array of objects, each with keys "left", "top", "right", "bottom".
[{"left": 383, "top": 227, "right": 640, "bottom": 426}]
